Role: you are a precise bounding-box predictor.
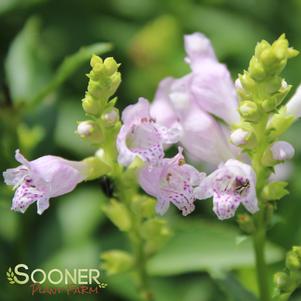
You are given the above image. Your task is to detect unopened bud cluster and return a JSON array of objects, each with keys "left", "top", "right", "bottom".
[
  {"left": 232, "top": 35, "right": 298, "bottom": 205},
  {"left": 77, "top": 55, "right": 121, "bottom": 146},
  {"left": 274, "top": 246, "right": 301, "bottom": 297},
  {"left": 101, "top": 195, "right": 171, "bottom": 275}
]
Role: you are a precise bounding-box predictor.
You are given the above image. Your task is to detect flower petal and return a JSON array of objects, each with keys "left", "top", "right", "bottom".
[
  {"left": 190, "top": 60, "right": 239, "bottom": 124},
  {"left": 121, "top": 97, "right": 150, "bottom": 124},
  {"left": 184, "top": 33, "right": 217, "bottom": 68},
  {"left": 213, "top": 193, "right": 240, "bottom": 220},
  {"left": 156, "top": 197, "right": 170, "bottom": 215},
  {"left": 11, "top": 181, "right": 47, "bottom": 214}
]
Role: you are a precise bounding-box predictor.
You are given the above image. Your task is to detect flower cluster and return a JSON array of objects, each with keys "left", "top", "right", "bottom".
[{"left": 115, "top": 33, "right": 301, "bottom": 220}]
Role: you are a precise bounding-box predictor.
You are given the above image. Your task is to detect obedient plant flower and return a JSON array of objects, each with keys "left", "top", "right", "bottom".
[
  {"left": 3, "top": 150, "right": 88, "bottom": 214},
  {"left": 184, "top": 33, "right": 240, "bottom": 125},
  {"left": 286, "top": 84, "right": 301, "bottom": 118},
  {"left": 270, "top": 141, "right": 295, "bottom": 161},
  {"left": 194, "top": 159, "right": 258, "bottom": 220},
  {"left": 139, "top": 148, "right": 205, "bottom": 216},
  {"left": 117, "top": 97, "right": 182, "bottom": 166},
  {"left": 151, "top": 76, "right": 237, "bottom": 165}
]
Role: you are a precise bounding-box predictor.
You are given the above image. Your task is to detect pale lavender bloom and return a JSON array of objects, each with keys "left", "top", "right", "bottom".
[
  {"left": 184, "top": 33, "right": 217, "bottom": 68},
  {"left": 185, "top": 33, "right": 240, "bottom": 124},
  {"left": 117, "top": 98, "right": 182, "bottom": 166},
  {"left": 286, "top": 84, "right": 301, "bottom": 118},
  {"left": 139, "top": 148, "right": 205, "bottom": 216},
  {"left": 269, "top": 162, "right": 293, "bottom": 182},
  {"left": 194, "top": 159, "right": 258, "bottom": 220},
  {"left": 270, "top": 141, "right": 295, "bottom": 161},
  {"left": 151, "top": 76, "right": 237, "bottom": 166},
  {"left": 230, "top": 129, "right": 249, "bottom": 146},
  {"left": 3, "top": 150, "right": 88, "bottom": 214}
]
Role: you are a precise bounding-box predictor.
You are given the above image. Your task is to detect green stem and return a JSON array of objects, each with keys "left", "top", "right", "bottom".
[
  {"left": 113, "top": 168, "right": 154, "bottom": 301},
  {"left": 253, "top": 211, "right": 271, "bottom": 301},
  {"left": 252, "top": 115, "right": 271, "bottom": 301}
]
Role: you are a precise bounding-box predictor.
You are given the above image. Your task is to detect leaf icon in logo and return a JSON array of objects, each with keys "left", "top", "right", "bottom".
[{"left": 6, "top": 267, "right": 15, "bottom": 284}]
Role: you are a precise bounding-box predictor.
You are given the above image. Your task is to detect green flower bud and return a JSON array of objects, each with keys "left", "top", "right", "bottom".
[
  {"left": 292, "top": 246, "right": 301, "bottom": 259},
  {"left": 90, "top": 54, "right": 103, "bottom": 68},
  {"left": 101, "top": 108, "right": 119, "bottom": 127},
  {"left": 286, "top": 251, "right": 301, "bottom": 270},
  {"left": 237, "top": 214, "right": 255, "bottom": 234},
  {"left": 262, "top": 181, "right": 289, "bottom": 201},
  {"left": 101, "top": 250, "right": 134, "bottom": 276},
  {"left": 83, "top": 156, "right": 111, "bottom": 180},
  {"left": 239, "top": 101, "right": 260, "bottom": 122},
  {"left": 266, "top": 107, "right": 295, "bottom": 139},
  {"left": 262, "top": 85, "right": 291, "bottom": 112},
  {"left": 82, "top": 95, "right": 100, "bottom": 115},
  {"left": 274, "top": 272, "right": 291, "bottom": 292},
  {"left": 239, "top": 71, "right": 257, "bottom": 92},
  {"left": 102, "top": 199, "right": 132, "bottom": 232},
  {"left": 108, "top": 72, "right": 121, "bottom": 96},
  {"left": 131, "top": 195, "right": 156, "bottom": 219},
  {"left": 77, "top": 120, "right": 103, "bottom": 143},
  {"left": 104, "top": 57, "right": 120, "bottom": 76},
  {"left": 231, "top": 123, "right": 257, "bottom": 149},
  {"left": 249, "top": 56, "right": 266, "bottom": 81},
  {"left": 254, "top": 40, "right": 271, "bottom": 58},
  {"left": 141, "top": 218, "right": 172, "bottom": 254}
]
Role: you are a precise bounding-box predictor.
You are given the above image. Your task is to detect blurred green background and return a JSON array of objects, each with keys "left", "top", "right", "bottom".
[{"left": 1, "top": 0, "right": 301, "bottom": 300}]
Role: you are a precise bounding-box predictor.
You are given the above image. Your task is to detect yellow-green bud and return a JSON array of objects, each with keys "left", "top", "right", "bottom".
[
  {"left": 90, "top": 55, "right": 103, "bottom": 68},
  {"left": 109, "top": 72, "right": 121, "bottom": 96},
  {"left": 131, "top": 195, "right": 156, "bottom": 219},
  {"left": 82, "top": 95, "right": 100, "bottom": 115},
  {"left": 101, "top": 250, "right": 134, "bottom": 276},
  {"left": 274, "top": 272, "right": 291, "bottom": 292},
  {"left": 141, "top": 218, "right": 172, "bottom": 254},
  {"left": 101, "top": 108, "right": 119, "bottom": 127},
  {"left": 77, "top": 120, "right": 103, "bottom": 143},
  {"left": 237, "top": 214, "right": 255, "bottom": 234},
  {"left": 286, "top": 251, "right": 301, "bottom": 270},
  {"left": 266, "top": 108, "right": 295, "bottom": 139},
  {"left": 83, "top": 156, "right": 111, "bottom": 180},
  {"left": 262, "top": 85, "right": 291, "bottom": 112},
  {"left": 102, "top": 199, "right": 132, "bottom": 232},
  {"left": 262, "top": 181, "right": 289, "bottom": 201},
  {"left": 239, "top": 72, "right": 257, "bottom": 91},
  {"left": 249, "top": 56, "right": 266, "bottom": 81},
  {"left": 239, "top": 101, "right": 260, "bottom": 122},
  {"left": 104, "top": 57, "right": 119, "bottom": 76},
  {"left": 293, "top": 246, "right": 301, "bottom": 259}
]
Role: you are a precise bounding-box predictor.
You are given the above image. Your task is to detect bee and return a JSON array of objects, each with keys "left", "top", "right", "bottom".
[{"left": 235, "top": 178, "right": 250, "bottom": 195}]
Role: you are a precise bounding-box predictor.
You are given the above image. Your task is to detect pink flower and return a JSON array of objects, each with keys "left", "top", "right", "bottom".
[
  {"left": 286, "top": 84, "right": 301, "bottom": 118},
  {"left": 185, "top": 33, "right": 240, "bottom": 125},
  {"left": 270, "top": 141, "right": 295, "bottom": 161},
  {"left": 151, "top": 76, "right": 237, "bottom": 166},
  {"left": 3, "top": 150, "right": 88, "bottom": 214},
  {"left": 194, "top": 159, "right": 258, "bottom": 220},
  {"left": 117, "top": 98, "right": 182, "bottom": 166},
  {"left": 139, "top": 148, "right": 205, "bottom": 216}
]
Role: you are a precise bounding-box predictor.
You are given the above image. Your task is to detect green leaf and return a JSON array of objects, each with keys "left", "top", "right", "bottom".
[
  {"left": 5, "top": 17, "right": 51, "bottom": 104},
  {"left": 211, "top": 272, "right": 258, "bottom": 301},
  {"left": 0, "top": 0, "right": 45, "bottom": 15},
  {"left": 148, "top": 220, "right": 283, "bottom": 276},
  {"left": 57, "top": 186, "right": 106, "bottom": 245},
  {"left": 30, "top": 42, "right": 112, "bottom": 107}
]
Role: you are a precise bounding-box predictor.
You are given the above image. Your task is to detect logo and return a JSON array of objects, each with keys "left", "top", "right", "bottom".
[{"left": 6, "top": 264, "right": 107, "bottom": 296}]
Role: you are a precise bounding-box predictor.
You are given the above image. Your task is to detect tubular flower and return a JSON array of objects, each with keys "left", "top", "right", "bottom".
[
  {"left": 117, "top": 97, "right": 182, "bottom": 166},
  {"left": 151, "top": 76, "right": 237, "bottom": 166},
  {"left": 184, "top": 33, "right": 240, "bottom": 125},
  {"left": 3, "top": 150, "right": 88, "bottom": 214},
  {"left": 194, "top": 159, "right": 258, "bottom": 220},
  {"left": 139, "top": 148, "right": 205, "bottom": 216}
]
